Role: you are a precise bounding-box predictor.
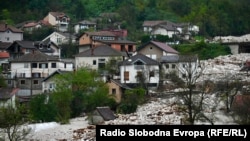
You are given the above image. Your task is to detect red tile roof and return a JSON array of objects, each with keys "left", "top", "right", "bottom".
[{"left": 0, "top": 51, "right": 9, "bottom": 58}]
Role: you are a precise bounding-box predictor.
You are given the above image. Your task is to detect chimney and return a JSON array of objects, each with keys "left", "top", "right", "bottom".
[{"left": 5, "top": 23, "right": 7, "bottom": 28}]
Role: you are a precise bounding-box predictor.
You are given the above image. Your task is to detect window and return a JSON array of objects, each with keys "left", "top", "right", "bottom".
[
  {"left": 49, "top": 83, "right": 55, "bottom": 89},
  {"left": 98, "top": 59, "right": 105, "bottom": 69},
  {"left": 20, "top": 73, "right": 25, "bottom": 78},
  {"left": 20, "top": 80, "right": 25, "bottom": 84},
  {"left": 51, "top": 63, "right": 57, "bottom": 68},
  {"left": 26, "top": 49, "right": 31, "bottom": 53},
  {"left": 39, "top": 44, "right": 43, "bottom": 49},
  {"left": 39, "top": 63, "right": 48, "bottom": 68},
  {"left": 165, "top": 64, "right": 169, "bottom": 69},
  {"left": 57, "top": 38, "right": 62, "bottom": 44},
  {"left": 47, "top": 44, "right": 51, "bottom": 50},
  {"left": 124, "top": 71, "right": 129, "bottom": 81},
  {"left": 112, "top": 88, "right": 116, "bottom": 95},
  {"left": 150, "top": 71, "right": 155, "bottom": 77},
  {"left": 33, "top": 80, "right": 39, "bottom": 85},
  {"left": 32, "top": 73, "right": 41, "bottom": 78},
  {"left": 172, "top": 64, "right": 176, "bottom": 69},
  {"left": 128, "top": 45, "right": 133, "bottom": 52},
  {"left": 93, "top": 60, "right": 96, "bottom": 65},
  {"left": 121, "top": 45, "right": 126, "bottom": 51},
  {"left": 24, "top": 63, "right": 29, "bottom": 68},
  {"left": 32, "top": 63, "right": 37, "bottom": 68},
  {"left": 7, "top": 80, "right": 11, "bottom": 85}
]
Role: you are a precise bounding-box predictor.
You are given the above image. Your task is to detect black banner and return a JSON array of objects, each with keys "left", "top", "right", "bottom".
[{"left": 96, "top": 125, "right": 250, "bottom": 140}]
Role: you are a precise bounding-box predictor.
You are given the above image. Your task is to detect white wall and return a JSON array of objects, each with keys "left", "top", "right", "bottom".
[{"left": 120, "top": 65, "right": 159, "bottom": 84}]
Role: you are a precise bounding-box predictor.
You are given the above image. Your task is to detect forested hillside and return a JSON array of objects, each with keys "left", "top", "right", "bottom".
[{"left": 1, "top": 0, "right": 250, "bottom": 39}]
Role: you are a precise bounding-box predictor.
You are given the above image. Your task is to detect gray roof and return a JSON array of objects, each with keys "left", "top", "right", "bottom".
[
  {"left": 0, "top": 42, "right": 11, "bottom": 50},
  {"left": 178, "top": 54, "right": 199, "bottom": 62},
  {"left": 110, "top": 79, "right": 131, "bottom": 89},
  {"left": 10, "top": 50, "right": 58, "bottom": 62},
  {"left": 96, "top": 106, "right": 117, "bottom": 121},
  {"left": 121, "top": 53, "right": 160, "bottom": 66},
  {"left": 74, "top": 45, "right": 124, "bottom": 57},
  {"left": 8, "top": 41, "right": 37, "bottom": 49},
  {"left": 138, "top": 41, "right": 179, "bottom": 54},
  {"left": 0, "top": 88, "right": 19, "bottom": 100},
  {"left": 160, "top": 55, "right": 179, "bottom": 63},
  {"left": 43, "top": 69, "right": 72, "bottom": 82}
]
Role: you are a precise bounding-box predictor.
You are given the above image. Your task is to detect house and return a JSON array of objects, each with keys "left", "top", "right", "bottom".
[
  {"left": 142, "top": 20, "right": 179, "bottom": 38},
  {"left": 0, "top": 42, "right": 11, "bottom": 68},
  {"left": 42, "top": 69, "right": 72, "bottom": 93},
  {"left": 74, "top": 45, "right": 124, "bottom": 73},
  {"left": 0, "top": 23, "right": 23, "bottom": 42},
  {"left": 89, "top": 106, "right": 117, "bottom": 125},
  {"left": 177, "top": 54, "right": 200, "bottom": 80},
  {"left": 119, "top": 53, "right": 160, "bottom": 90},
  {"left": 9, "top": 50, "right": 74, "bottom": 96},
  {"left": 0, "top": 88, "right": 19, "bottom": 108},
  {"left": 6, "top": 40, "right": 61, "bottom": 60},
  {"left": 77, "top": 31, "right": 118, "bottom": 52},
  {"left": 74, "top": 20, "right": 97, "bottom": 33},
  {"left": 6, "top": 40, "right": 37, "bottom": 60},
  {"left": 77, "top": 31, "right": 136, "bottom": 56},
  {"left": 16, "top": 21, "right": 42, "bottom": 33},
  {"left": 137, "top": 40, "right": 179, "bottom": 62},
  {"left": 142, "top": 20, "right": 199, "bottom": 40},
  {"left": 160, "top": 55, "right": 179, "bottom": 79},
  {"left": 33, "top": 39, "right": 61, "bottom": 58},
  {"left": 42, "top": 31, "right": 76, "bottom": 45},
  {"left": 42, "top": 12, "right": 70, "bottom": 32},
  {"left": 106, "top": 79, "right": 131, "bottom": 103}
]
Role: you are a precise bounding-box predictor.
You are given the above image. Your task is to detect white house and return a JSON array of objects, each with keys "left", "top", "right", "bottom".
[
  {"left": 0, "top": 88, "right": 19, "bottom": 108},
  {"left": 0, "top": 23, "right": 23, "bottom": 42},
  {"left": 119, "top": 53, "right": 160, "bottom": 90},
  {"left": 177, "top": 55, "right": 201, "bottom": 83},
  {"left": 42, "top": 31, "right": 76, "bottom": 45},
  {"left": 42, "top": 69, "right": 71, "bottom": 93},
  {"left": 9, "top": 50, "right": 74, "bottom": 96},
  {"left": 75, "top": 45, "right": 124, "bottom": 70},
  {"left": 74, "top": 20, "right": 97, "bottom": 33}
]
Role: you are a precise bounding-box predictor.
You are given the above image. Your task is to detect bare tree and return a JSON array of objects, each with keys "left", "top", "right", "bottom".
[
  {"left": 136, "top": 65, "right": 159, "bottom": 95},
  {"left": 175, "top": 55, "right": 208, "bottom": 124}
]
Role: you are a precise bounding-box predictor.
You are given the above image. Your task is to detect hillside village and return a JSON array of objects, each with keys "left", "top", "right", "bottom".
[
  {"left": 0, "top": 11, "right": 200, "bottom": 103},
  {"left": 1, "top": 8, "right": 250, "bottom": 140}
]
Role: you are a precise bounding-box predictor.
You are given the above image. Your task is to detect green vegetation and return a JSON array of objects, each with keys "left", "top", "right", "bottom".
[
  {"left": 0, "top": 103, "right": 31, "bottom": 141},
  {"left": 173, "top": 41, "right": 231, "bottom": 60},
  {"left": 117, "top": 87, "right": 146, "bottom": 114},
  {"left": 28, "top": 68, "right": 117, "bottom": 123},
  {"left": 1, "top": 0, "right": 250, "bottom": 41}
]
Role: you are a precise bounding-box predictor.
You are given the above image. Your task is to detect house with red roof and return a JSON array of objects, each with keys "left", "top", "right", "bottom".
[
  {"left": 0, "top": 23, "right": 23, "bottom": 42},
  {"left": 77, "top": 31, "right": 136, "bottom": 57},
  {"left": 42, "top": 12, "right": 70, "bottom": 32}
]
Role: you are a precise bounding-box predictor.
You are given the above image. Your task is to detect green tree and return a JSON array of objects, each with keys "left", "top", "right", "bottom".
[
  {"left": 117, "top": 87, "right": 146, "bottom": 114},
  {"left": 29, "top": 94, "right": 57, "bottom": 122},
  {"left": 0, "top": 103, "right": 31, "bottom": 141},
  {"left": 52, "top": 67, "right": 116, "bottom": 120}
]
